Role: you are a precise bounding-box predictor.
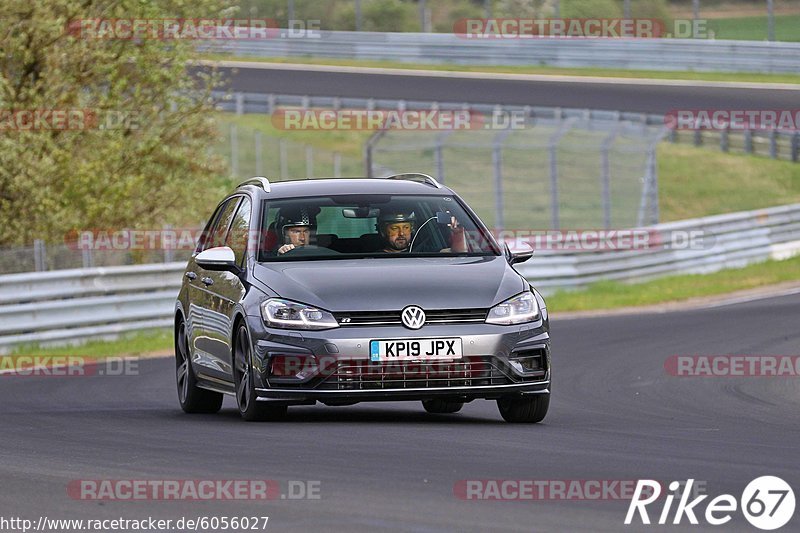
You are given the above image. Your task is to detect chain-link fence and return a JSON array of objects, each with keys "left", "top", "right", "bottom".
[
  {"left": 217, "top": 120, "right": 363, "bottom": 180},
  {"left": 367, "top": 113, "right": 666, "bottom": 231}
]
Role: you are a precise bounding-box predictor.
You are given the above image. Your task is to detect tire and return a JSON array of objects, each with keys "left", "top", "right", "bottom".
[
  {"left": 422, "top": 399, "right": 464, "bottom": 414},
  {"left": 175, "top": 318, "right": 223, "bottom": 414},
  {"left": 234, "top": 324, "right": 288, "bottom": 422},
  {"left": 497, "top": 394, "right": 549, "bottom": 423}
]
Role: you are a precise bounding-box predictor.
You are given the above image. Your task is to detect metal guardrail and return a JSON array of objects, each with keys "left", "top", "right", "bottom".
[
  {"left": 517, "top": 203, "right": 800, "bottom": 291},
  {"left": 201, "top": 31, "right": 800, "bottom": 74},
  {"left": 1, "top": 203, "right": 799, "bottom": 351}
]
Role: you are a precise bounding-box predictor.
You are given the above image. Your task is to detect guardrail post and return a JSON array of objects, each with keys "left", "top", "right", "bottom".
[
  {"left": 82, "top": 246, "right": 94, "bottom": 269},
  {"left": 334, "top": 152, "right": 341, "bottom": 177},
  {"left": 693, "top": 127, "right": 702, "bottom": 147},
  {"left": 792, "top": 132, "right": 800, "bottom": 162},
  {"left": 267, "top": 94, "right": 275, "bottom": 115},
  {"left": 744, "top": 128, "right": 753, "bottom": 154},
  {"left": 279, "top": 138, "right": 288, "bottom": 179},
  {"left": 33, "top": 240, "right": 46, "bottom": 272},
  {"left": 769, "top": 130, "right": 778, "bottom": 159},
  {"left": 720, "top": 127, "right": 729, "bottom": 152},
  {"left": 301, "top": 95, "right": 310, "bottom": 111},
  {"left": 255, "top": 130, "right": 263, "bottom": 176}
]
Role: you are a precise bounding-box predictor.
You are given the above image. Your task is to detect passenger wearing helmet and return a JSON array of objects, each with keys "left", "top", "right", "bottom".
[
  {"left": 275, "top": 206, "right": 319, "bottom": 255},
  {"left": 377, "top": 211, "right": 467, "bottom": 253},
  {"left": 378, "top": 211, "right": 416, "bottom": 253}
]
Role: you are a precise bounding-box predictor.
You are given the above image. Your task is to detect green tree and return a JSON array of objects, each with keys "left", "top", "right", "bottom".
[{"left": 0, "top": 0, "right": 230, "bottom": 246}]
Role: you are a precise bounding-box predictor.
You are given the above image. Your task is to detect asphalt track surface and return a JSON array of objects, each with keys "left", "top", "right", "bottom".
[
  {"left": 2, "top": 292, "right": 799, "bottom": 532},
  {"left": 196, "top": 63, "right": 800, "bottom": 115}
]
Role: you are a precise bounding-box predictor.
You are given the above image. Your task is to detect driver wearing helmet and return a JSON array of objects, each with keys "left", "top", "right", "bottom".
[
  {"left": 377, "top": 211, "right": 467, "bottom": 253},
  {"left": 275, "top": 206, "right": 319, "bottom": 255}
]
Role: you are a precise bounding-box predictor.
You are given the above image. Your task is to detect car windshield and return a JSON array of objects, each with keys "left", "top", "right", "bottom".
[{"left": 258, "top": 194, "right": 501, "bottom": 261}]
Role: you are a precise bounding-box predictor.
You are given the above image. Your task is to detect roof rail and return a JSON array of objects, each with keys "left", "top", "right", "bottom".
[
  {"left": 384, "top": 173, "right": 442, "bottom": 189},
  {"left": 236, "top": 176, "right": 271, "bottom": 192}
]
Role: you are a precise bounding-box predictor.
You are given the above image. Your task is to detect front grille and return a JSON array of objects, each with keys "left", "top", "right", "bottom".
[
  {"left": 315, "top": 356, "right": 515, "bottom": 390},
  {"left": 334, "top": 308, "right": 487, "bottom": 327}
]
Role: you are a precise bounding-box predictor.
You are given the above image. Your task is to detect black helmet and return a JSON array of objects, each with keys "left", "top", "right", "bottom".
[
  {"left": 377, "top": 211, "right": 416, "bottom": 236},
  {"left": 275, "top": 206, "right": 319, "bottom": 243}
]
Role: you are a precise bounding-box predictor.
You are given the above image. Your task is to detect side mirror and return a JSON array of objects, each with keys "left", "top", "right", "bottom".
[
  {"left": 505, "top": 243, "right": 534, "bottom": 265},
  {"left": 196, "top": 246, "right": 239, "bottom": 272}
]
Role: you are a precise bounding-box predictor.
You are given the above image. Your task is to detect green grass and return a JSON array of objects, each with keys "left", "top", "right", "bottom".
[
  {"left": 198, "top": 54, "right": 800, "bottom": 85},
  {"left": 658, "top": 143, "right": 800, "bottom": 221},
  {"left": 707, "top": 15, "right": 800, "bottom": 42},
  {"left": 546, "top": 254, "right": 800, "bottom": 313},
  {"left": 5, "top": 328, "right": 172, "bottom": 359}
]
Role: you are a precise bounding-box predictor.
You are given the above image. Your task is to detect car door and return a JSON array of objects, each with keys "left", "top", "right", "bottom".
[
  {"left": 204, "top": 196, "right": 251, "bottom": 380},
  {"left": 185, "top": 200, "right": 230, "bottom": 364},
  {"left": 192, "top": 196, "right": 241, "bottom": 381}
]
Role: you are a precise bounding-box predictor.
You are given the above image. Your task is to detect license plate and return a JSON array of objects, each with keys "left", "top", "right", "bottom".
[{"left": 369, "top": 338, "right": 462, "bottom": 362}]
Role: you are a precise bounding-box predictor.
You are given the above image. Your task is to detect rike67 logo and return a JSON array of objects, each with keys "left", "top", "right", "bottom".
[{"left": 625, "top": 477, "right": 795, "bottom": 530}]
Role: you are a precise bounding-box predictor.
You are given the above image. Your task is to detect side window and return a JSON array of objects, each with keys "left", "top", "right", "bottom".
[
  {"left": 196, "top": 202, "right": 227, "bottom": 253},
  {"left": 199, "top": 197, "right": 240, "bottom": 253},
  {"left": 225, "top": 197, "right": 252, "bottom": 266}
]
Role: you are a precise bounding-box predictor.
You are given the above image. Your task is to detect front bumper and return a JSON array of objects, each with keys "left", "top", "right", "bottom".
[{"left": 245, "top": 314, "right": 551, "bottom": 403}]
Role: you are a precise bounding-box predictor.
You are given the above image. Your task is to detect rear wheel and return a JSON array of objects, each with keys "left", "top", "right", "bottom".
[
  {"left": 422, "top": 399, "right": 464, "bottom": 414},
  {"left": 234, "top": 325, "right": 288, "bottom": 422},
  {"left": 497, "top": 394, "right": 549, "bottom": 423},
  {"left": 175, "top": 318, "right": 223, "bottom": 414}
]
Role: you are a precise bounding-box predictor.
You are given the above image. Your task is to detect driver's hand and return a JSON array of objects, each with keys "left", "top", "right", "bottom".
[{"left": 277, "top": 244, "right": 295, "bottom": 254}]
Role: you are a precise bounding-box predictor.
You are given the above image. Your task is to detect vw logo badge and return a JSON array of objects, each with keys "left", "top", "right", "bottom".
[{"left": 401, "top": 306, "right": 426, "bottom": 330}]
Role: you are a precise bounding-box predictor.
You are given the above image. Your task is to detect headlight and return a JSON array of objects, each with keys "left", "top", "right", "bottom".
[
  {"left": 485, "top": 292, "right": 540, "bottom": 325},
  {"left": 261, "top": 298, "right": 339, "bottom": 330}
]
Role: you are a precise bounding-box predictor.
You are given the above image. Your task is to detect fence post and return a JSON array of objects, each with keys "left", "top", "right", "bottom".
[
  {"left": 769, "top": 130, "right": 778, "bottom": 159},
  {"left": 235, "top": 93, "right": 244, "bottom": 116},
  {"left": 33, "top": 239, "right": 46, "bottom": 272},
  {"left": 255, "top": 130, "right": 263, "bottom": 176},
  {"left": 600, "top": 124, "right": 622, "bottom": 230},
  {"left": 82, "top": 246, "right": 93, "bottom": 269},
  {"left": 305, "top": 145, "right": 314, "bottom": 178},
  {"left": 547, "top": 117, "right": 577, "bottom": 230},
  {"left": 720, "top": 127, "right": 729, "bottom": 152},
  {"left": 744, "top": 128, "right": 753, "bottom": 154},
  {"left": 230, "top": 123, "right": 238, "bottom": 178},
  {"left": 334, "top": 152, "right": 342, "bottom": 177},
  {"left": 492, "top": 143, "right": 504, "bottom": 231},
  {"left": 279, "top": 138, "right": 288, "bottom": 179},
  {"left": 363, "top": 130, "right": 387, "bottom": 178},
  {"left": 267, "top": 94, "right": 275, "bottom": 115},
  {"left": 792, "top": 132, "right": 799, "bottom": 162},
  {"left": 163, "top": 225, "right": 174, "bottom": 263}
]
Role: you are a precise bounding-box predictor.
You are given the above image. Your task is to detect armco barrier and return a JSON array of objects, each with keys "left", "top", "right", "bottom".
[
  {"left": 1, "top": 203, "right": 799, "bottom": 351},
  {"left": 200, "top": 31, "right": 800, "bottom": 74}
]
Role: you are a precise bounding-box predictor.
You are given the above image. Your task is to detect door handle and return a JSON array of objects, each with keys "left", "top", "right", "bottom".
[
  {"left": 185, "top": 272, "right": 197, "bottom": 280},
  {"left": 201, "top": 277, "right": 214, "bottom": 286}
]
